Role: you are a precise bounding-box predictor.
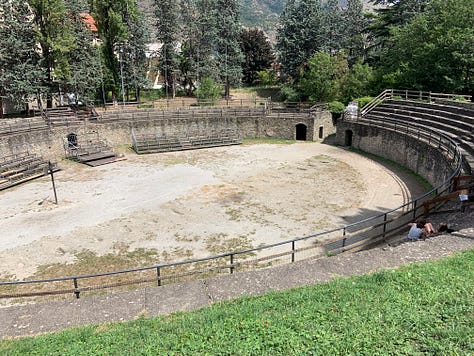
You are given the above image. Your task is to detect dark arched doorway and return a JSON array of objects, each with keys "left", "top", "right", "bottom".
[
  {"left": 344, "top": 130, "right": 353, "bottom": 146},
  {"left": 318, "top": 126, "right": 324, "bottom": 139},
  {"left": 295, "top": 124, "right": 307, "bottom": 141}
]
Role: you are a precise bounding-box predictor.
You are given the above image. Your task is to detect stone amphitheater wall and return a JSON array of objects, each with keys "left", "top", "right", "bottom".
[
  {"left": 0, "top": 110, "right": 335, "bottom": 161},
  {"left": 336, "top": 122, "right": 454, "bottom": 188}
]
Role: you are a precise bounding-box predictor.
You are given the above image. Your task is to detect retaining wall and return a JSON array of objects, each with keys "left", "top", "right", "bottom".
[
  {"left": 336, "top": 122, "right": 454, "bottom": 188},
  {"left": 0, "top": 110, "right": 334, "bottom": 161}
]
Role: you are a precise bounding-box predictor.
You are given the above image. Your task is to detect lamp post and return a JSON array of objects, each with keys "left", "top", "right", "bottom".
[{"left": 119, "top": 44, "right": 126, "bottom": 107}]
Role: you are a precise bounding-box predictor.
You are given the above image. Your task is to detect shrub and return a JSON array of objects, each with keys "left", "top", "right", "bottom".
[
  {"left": 279, "top": 85, "right": 301, "bottom": 103},
  {"left": 196, "top": 77, "right": 222, "bottom": 105},
  {"left": 257, "top": 69, "right": 277, "bottom": 86},
  {"left": 327, "top": 101, "right": 345, "bottom": 115},
  {"left": 356, "top": 96, "right": 374, "bottom": 108}
]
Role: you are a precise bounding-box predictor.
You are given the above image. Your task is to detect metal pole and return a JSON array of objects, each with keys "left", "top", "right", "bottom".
[
  {"left": 49, "top": 161, "right": 58, "bottom": 204},
  {"left": 119, "top": 45, "right": 126, "bottom": 107}
]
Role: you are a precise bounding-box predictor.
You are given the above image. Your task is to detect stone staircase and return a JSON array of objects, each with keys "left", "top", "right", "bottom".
[
  {"left": 63, "top": 132, "right": 124, "bottom": 166},
  {"left": 132, "top": 128, "right": 241, "bottom": 154}
]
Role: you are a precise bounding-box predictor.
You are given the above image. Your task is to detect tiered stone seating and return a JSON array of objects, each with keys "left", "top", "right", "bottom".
[
  {"left": 44, "top": 106, "right": 97, "bottom": 126},
  {"left": 99, "top": 106, "right": 266, "bottom": 122},
  {"left": 0, "top": 117, "right": 49, "bottom": 136},
  {"left": 132, "top": 128, "right": 241, "bottom": 154},
  {"left": 0, "top": 152, "right": 58, "bottom": 190},
  {"left": 363, "top": 98, "right": 474, "bottom": 173},
  {"left": 64, "top": 132, "right": 124, "bottom": 166}
]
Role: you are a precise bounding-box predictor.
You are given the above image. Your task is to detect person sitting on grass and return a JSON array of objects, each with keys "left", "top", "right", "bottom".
[
  {"left": 407, "top": 219, "right": 455, "bottom": 241},
  {"left": 407, "top": 218, "right": 437, "bottom": 240}
]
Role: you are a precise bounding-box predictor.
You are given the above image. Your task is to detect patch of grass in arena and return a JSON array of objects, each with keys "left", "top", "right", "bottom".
[
  {"left": 30, "top": 247, "right": 160, "bottom": 280},
  {"left": 349, "top": 147, "right": 433, "bottom": 192},
  {"left": 2, "top": 250, "right": 472, "bottom": 354}
]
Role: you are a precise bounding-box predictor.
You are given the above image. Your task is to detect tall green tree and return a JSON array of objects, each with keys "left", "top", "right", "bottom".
[
  {"left": 298, "top": 51, "right": 349, "bottom": 102},
  {"left": 0, "top": 0, "right": 44, "bottom": 116},
  {"left": 91, "top": 0, "right": 146, "bottom": 102},
  {"left": 239, "top": 28, "right": 275, "bottom": 86},
  {"left": 215, "top": 0, "right": 243, "bottom": 97},
  {"left": 28, "top": 0, "right": 73, "bottom": 108},
  {"left": 276, "top": 0, "right": 325, "bottom": 81},
  {"left": 341, "top": 59, "right": 374, "bottom": 103},
  {"left": 194, "top": 0, "right": 219, "bottom": 83},
  {"left": 63, "top": 0, "right": 102, "bottom": 105},
  {"left": 121, "top": 5, "right": 149, "bottom": 101},
  {"left": 368, "top": 0, "right": 429, "bottom": 45},
  {"left": 376, "top": 0, "right": 473, "bottom": 94},
  {"left": 276, "top": 0, "right": 349, "bottom": 82},
  {"left": 154, "top": 0, "right": 181, "bottom": 98},
  {"left": 342, "top": 0, "right": 369, "bottom": 64}
]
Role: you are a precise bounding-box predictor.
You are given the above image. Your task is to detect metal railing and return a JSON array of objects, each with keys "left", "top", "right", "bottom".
[
  {"left": 0, "top": 96, "right": 465, "bottom": 301},
  {"left": 97, "top": 106, "right": 267, "bottom": 123},
  {"left": 360, "top": 89, "right": 472, "bottom": 117}
]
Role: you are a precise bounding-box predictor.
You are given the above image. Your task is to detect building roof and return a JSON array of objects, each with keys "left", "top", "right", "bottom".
[{"left": 80, "top": 13, "right": 98, "bottom": 33}]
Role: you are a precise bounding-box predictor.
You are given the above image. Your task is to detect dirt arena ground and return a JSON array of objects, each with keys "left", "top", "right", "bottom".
[{"left": 0, "top": 142, "right": 423, "bottom": 281}]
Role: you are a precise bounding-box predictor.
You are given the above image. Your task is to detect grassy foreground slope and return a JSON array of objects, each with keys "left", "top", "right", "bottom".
[{"left": 1, "top": 250, "right": 473, "bottom": 355}]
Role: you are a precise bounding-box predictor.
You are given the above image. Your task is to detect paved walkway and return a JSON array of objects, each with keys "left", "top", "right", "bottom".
[{"left": 1, "top": 230, "right": 473, "bottom": 339}]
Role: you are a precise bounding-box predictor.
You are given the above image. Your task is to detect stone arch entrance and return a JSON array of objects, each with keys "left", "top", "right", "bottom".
[
  {"left": 344, "top": 129, "right": 353, "bottom": 146},
  {"left": 295, "top": 123, "right": 307, "bottom": 141}
]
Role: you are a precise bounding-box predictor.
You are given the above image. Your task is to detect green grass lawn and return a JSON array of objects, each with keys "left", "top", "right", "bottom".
[{"left": 1, "top": 250, "right": 473, "bottom": 355}]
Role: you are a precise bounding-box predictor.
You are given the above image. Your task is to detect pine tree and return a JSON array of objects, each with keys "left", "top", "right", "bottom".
[
  {"left": 0, "top": 0, "right": 44, "bottom": 116},
  {"left": 276, "top": 0, "right": 326, "bottom": 81},
  {"left": 154, "top": 0, "right": 181, "bottom": 98},
  {"left": 194, "top": 0, "right": 219, "bottom": 83},
  {"left": 122, "top": 4, "right": 149, "bottom": 101},
  {"left": 91, "top": 0, "right": 146, "bottom": 103},
  {"left": 28, "top": 0, "right": 74, "bottom": 108},
  {"left": 215, "top": 0, "right": 243, "bottom": 97},
  {"left": 342, "top": 0, "right": 369, "bottom": 65},
  {"left": 63, "top": 0, "right": 103, "bottom": 105},
  {"left": 239, "top": 28, "right": 274, "bottom": 86}
]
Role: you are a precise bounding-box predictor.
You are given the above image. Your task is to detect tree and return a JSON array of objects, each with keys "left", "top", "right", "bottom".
[
  {"left": 91, "top": 0, "right": 146, "bottom": 102},
  {"left": 215, "top": 0, "right": 243, "bottom": 97},
  {"left": 63, "top": 0, "right": 103, "bottom": 105},
  {"left": 28, "top": 0, "right": 74, "bottom": 108},
  {"left": 298, "top": 52, "right": 349, "bottom": 102},
  {"left": 239, "top": 28, "right": 274, "bottom": 86},
  {"left": 342, "top": 0, "right": 370, "bottom": 64},
  {"left": 368, "top": 0, "right": 429, "bottom": 45},
  {"left": 276, "top": 0, "right": 326, "bottom": 81},
  {"left": 276, "top": 0, "right": 350, "bottom": 82},
  {"left": 121, "top": 5, "right": 149, "bottom": 102},
  {"left": 376, "top": 0, "right": 474, "bottom": 94},
  {"left": 341, "top": 59, "right": 374, "bottom": 103},
  {"left": 0, "top": 0, "right": 44, "bottom": 116},
  {"left": 195, "top": 77, "right": 221, "bottom": 104},
  {"left": 194, "top": 0, "right": 219, "bottom": 82},
  {"left": 154, "top": 0, "right": 181, "bottom": 98}
]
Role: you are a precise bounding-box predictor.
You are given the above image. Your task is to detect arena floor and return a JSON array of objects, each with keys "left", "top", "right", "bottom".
[{"left": 0, "top": 142, "right": 424, "bottom": 280}]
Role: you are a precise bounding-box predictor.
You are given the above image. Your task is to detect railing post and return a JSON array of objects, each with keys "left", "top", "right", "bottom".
[
  {"left": 73, "top": 278, "right": 80, "bottom": 299},
  {"left": 383, "top": 213, "right": 387, "bottom": 238},
  {"left": 230, "top": 254, "right": 234, "bottom": 274},
  {"left": 291, "top": 241, "right": 295, "bottom": 263},
  {"left": 157, "top": 267, "right": 161, "bottom": 286}
]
